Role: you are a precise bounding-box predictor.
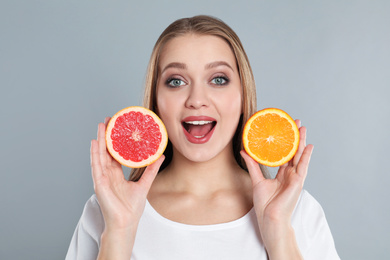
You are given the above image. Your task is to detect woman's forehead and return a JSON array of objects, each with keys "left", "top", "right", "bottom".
[{"left": 158, "top": 34, "right": 237, "bottom": 72}]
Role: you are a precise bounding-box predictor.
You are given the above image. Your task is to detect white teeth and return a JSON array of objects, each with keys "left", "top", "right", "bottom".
[{"left": 185, "top": 120, "right": 212, "bottom": 125}]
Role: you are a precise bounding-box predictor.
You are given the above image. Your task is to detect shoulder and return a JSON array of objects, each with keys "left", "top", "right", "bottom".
[
  {"left": 292, "top": 190, "right": 340, "bottom": 259},
  {"left": 83, "top": 194, "right": 102, "bottom": 213},
  {"left": 295, "top": 190, "right": 324, "bottom": 215},
  {"left": 78, "top": 195, "right": 105, "bottom": 241},
  {"left": 293, "top": 190, "right": 328, "bottom": 235},
  {"left": 65, "top": 195, "right": 105, "bottom": 260}
]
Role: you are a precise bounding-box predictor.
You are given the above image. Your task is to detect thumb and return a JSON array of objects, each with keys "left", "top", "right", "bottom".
[
  {"left": 138, "top": 155, "right": 165, "bottom": 191},
  {"left": 240, "top": 150, "right": 265, "bottom": 185}
]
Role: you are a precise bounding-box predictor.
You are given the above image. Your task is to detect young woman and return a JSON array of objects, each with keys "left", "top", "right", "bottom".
[{"left": 66, "top": 15, "right": 339, "bottom": 259}]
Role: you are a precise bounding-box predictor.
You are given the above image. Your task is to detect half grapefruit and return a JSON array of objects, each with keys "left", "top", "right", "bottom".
[{"left": 105, "top": 106, "right": 168, "bottom": 168}]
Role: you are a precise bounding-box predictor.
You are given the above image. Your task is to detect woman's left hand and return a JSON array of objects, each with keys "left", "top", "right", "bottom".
[{"left": 240, "top": 120, "right": 314, "bottom": 258}]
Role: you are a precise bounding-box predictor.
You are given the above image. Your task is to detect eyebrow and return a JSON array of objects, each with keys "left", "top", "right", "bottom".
[
  {"left": 161, "top": 62, "right": 187, "bottom": 74},
  {"left": 161, "top": 61, "right": 234, "bottom": 74},
  {"left": 205, "top": 61, "right": 234, "bottom": 72}
]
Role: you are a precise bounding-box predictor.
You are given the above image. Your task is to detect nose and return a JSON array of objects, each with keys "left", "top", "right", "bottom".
[{"left": 185, "top": 83, "right": 210, "bottom": 109}]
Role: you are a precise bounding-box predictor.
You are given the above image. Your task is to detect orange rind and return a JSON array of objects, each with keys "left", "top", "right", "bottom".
[{"left": 242, "top": 108, "right": 300, "bottom": 167}]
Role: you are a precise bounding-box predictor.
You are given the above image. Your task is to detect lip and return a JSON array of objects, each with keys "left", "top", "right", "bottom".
[{"left": 181, "top": 116, "right": 217, "bottom": 144}]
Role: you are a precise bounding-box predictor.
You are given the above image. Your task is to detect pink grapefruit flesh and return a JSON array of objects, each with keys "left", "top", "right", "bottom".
[{"left": 105, "top": 106, "right": 168, "bottom": 168}]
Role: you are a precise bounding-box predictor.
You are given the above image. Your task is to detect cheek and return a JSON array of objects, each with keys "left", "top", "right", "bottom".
[
  {"left": 156, "top": 91, "right": 179, "bottom": 129},
  {"left": 156, "top": 95, "right": 170, "bottom": 122},
  {"left": 156, "top": 85, "right": 168, "bottom": 115},
  {"left": 223, "top": 90, "right": 243, "bottom": 133},
  {"left": 224, "top": 88, "right": 243, "bottom": 115}
]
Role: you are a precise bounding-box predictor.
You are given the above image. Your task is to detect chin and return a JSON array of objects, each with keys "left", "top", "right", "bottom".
[
  {"left": 181, "top": 144, "right": 227, "bottom": 164},
  {"left": 186, "top": 153, "right": 216, "bottom": 163}
]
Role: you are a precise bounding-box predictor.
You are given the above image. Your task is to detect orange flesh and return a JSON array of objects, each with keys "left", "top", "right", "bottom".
[
  {"left": 243, "top": 108, "right": 299, "bottom": 167},
  {"left": 247, "top": 114, "right": 295, "bottom": 162}
]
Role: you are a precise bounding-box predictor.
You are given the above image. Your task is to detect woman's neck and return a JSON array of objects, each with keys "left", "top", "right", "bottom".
[
  {"left": 156, "top": 147, "right": 248, "bottom": 197},
  {"left": 148, "top": 147, "right": 253, "bottom": 225}
]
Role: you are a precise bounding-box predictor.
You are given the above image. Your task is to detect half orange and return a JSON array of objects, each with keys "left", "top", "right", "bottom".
[
  {"left": 242, "top": 108, "right": 300, "bottom": 167},
  {"left": 106, "top": 106, "right": 168, "bottom": 168}
]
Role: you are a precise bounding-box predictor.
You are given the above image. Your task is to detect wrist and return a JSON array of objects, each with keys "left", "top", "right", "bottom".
[
  {"left": 102, "top": 225, "right": 137, "bottom": 238},
  {"left": 104, "top": 218, "right": 139, "bottom": 233},
  {"left": 97, "top": 226, "right": 138, "bottom": 260},
  {"left": 101, "top": 222, "right": 139, "bottom": 245},
  {"left": 260, "top": 222, "right": 303, "bottom": 260}
]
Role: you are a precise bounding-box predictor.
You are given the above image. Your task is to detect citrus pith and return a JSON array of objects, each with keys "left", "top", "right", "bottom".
[
  {"left": 242, "top": 108, "right": 300, "bottom": 167},
  {"left": 105, "top": 106, "right": 168, "bottom": 168}
]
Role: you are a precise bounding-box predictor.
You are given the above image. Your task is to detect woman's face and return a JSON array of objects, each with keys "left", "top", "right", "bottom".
[{"left": 156, "top": 34, "right": 242, "bottom": 163}]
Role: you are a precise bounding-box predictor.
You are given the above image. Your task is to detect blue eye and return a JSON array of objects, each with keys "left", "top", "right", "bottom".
[
  {"left": 211, "top": 76, "right": 229, "bottom": 85},
  {"left": 167, "top": 78, "right": 185, "bottom": 88}
]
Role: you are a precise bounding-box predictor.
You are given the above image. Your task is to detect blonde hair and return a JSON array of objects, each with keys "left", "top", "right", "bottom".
[{"left": 130, "top": 15, "right": 268, "bottom": 181}]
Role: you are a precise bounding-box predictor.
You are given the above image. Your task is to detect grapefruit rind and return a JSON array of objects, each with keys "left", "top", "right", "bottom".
[
  {"left": 242, "top": 108, "right": 300, "bottom": 167},
  {"left": 105, "top": 106, "right": 168, "bottom": 168}
]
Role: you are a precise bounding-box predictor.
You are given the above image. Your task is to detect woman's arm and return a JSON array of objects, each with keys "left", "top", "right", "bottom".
[
  {"left": 241, "top": 120, "right": 313, "bottom": 259},
  {"left": 259, "top": 220, "right": 303, "bottom": 259},
  {"left": 91, "top": 118, "right": 164, "bottom": 260},
  {"left": 97, "top": 226, "right": 137, "bottom": 260}
]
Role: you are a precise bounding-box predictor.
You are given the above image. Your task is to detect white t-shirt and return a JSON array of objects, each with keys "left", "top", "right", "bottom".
[{"left": 66, "top": 190, "right": 340, "bottom": 259}]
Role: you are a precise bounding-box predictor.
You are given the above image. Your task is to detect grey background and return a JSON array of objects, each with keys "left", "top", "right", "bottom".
[{"left": 1, "top": 0, "right": 389, "bottom": 259}]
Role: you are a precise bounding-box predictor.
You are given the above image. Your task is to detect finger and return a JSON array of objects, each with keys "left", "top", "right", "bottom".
[
  {"left": 240, "top": 150, "right": 266, "bottom": 185},
  {"left": 97, "top": 123, "right": 108, "bottom": 168},
  {"left": 109, "top": 155, "right": 122, "bottom": 170},
  {"left": 104, "top": 117, "right": 118, "bottom": 167},
  {"left": 286, "top": 120, "right": 300, "bottom": 167},
  {"left": 295, "top": 119, "right": 301, "bottom": 128},
  {"left": 279, "top": 162, "right": 288, "bottom": 171},
  {"left": 139, "top": 155, "right": 165, "bottom": 191},
  {"left": 296, "top": 144, "right": 314, "bottom": 180},
  {"left": 293, "top": 126, "right": 307, "bottom": 166},
  {"left": 102, "top": 117, "right": 119, "bottom": 168},
  {"left": 90, "top": 139, "right": 103, "bottom": 185}
]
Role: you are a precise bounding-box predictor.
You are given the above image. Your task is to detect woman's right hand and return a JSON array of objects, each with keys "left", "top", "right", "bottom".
[{"left": 90, "top": 117, "right": 165, "bottom": 232}]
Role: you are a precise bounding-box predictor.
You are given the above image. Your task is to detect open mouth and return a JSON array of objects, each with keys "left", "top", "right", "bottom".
[{"left": 182, "top": 120, "right": 217, "bottom": 139}]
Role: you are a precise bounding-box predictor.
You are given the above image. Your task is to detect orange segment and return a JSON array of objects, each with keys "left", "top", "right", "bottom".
[{"left": 243, "top": 108, "right": 300, "bottom": 167}]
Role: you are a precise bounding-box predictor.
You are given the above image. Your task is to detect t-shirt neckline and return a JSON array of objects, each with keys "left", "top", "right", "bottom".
[{"left": 145, "top": 199, "right": 255, "bottom": 231}]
